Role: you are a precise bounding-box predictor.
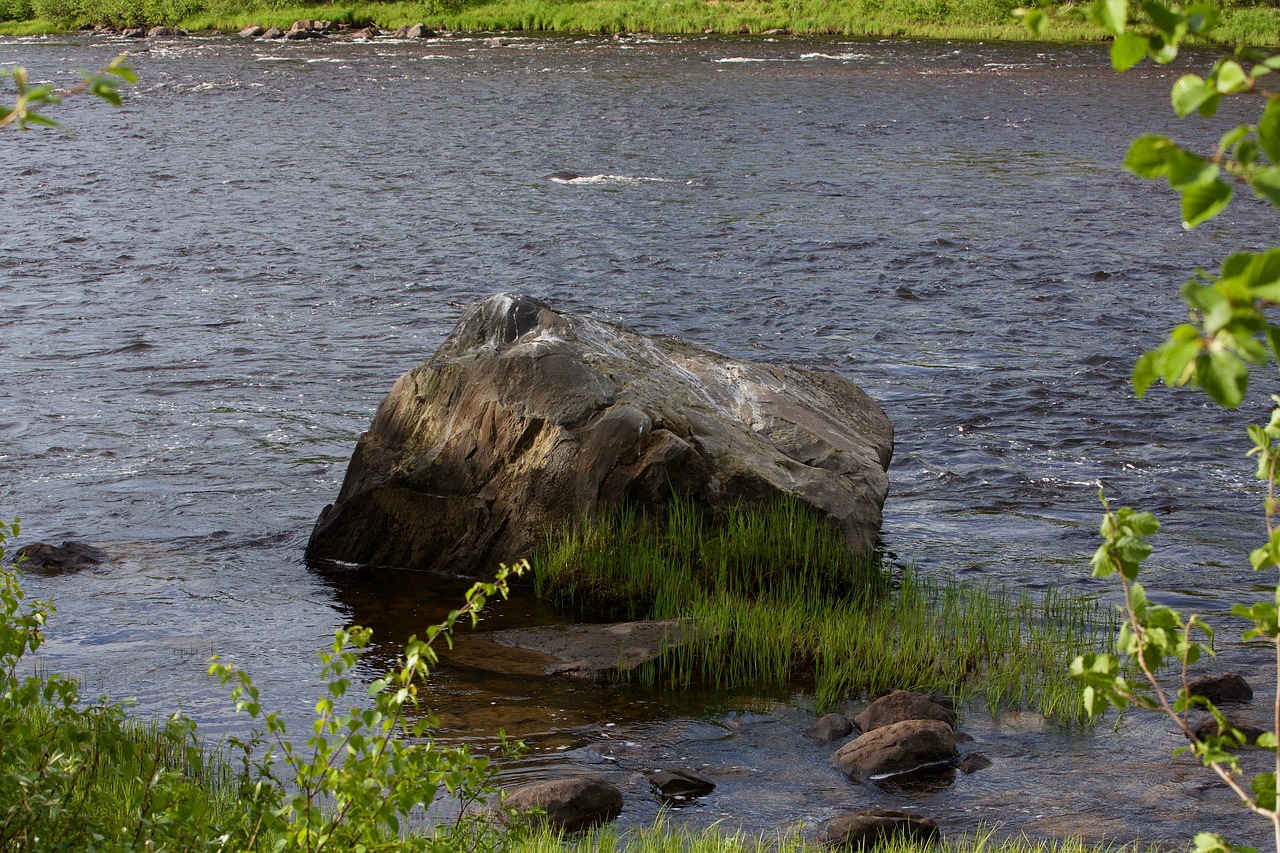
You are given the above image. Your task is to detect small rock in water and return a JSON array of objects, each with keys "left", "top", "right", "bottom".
[
  {"left": 406, "top": 23, "right": 435, "bottom": 38},
  {"left": 804, "top": 713, "right": 855, "bottom": 743},
  {"left": 855, "top": 690, "right": 957, "bottom": 732},
  {"left": 238, "top": 24, "right": 264, "bottom": 37},
  {"left": 816, "top": 808, "right": 940, "bottom": 849},
  {"left": 832, "top": 719, "right": 957, "bottom": 780},
  {"left": 1192, "top": 715, "right": 1267, "bottom": 746},
  {"left": 121, "top": 28, "right": 146, "bottom": 38},
  {"left": 258, "top": 27, "right": 283, "bottom": 39},
  {"left": 501, "top": 776, "right": 623, "bottom": 832},
  {"left": 146, "top": 26, "right": 187, "bottom": 37},
  {"left": 957, "top": 752, "right": 992, "bottom": 773},
  {"left": 1187, "top": 672, "right": 1253, "bottom": 704},
  {"left": 648, "top": 768, "right": 715, "bottom": 801}
]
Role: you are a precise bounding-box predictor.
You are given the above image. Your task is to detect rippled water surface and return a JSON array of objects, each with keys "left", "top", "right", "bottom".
[{"left": 2, "top": 31, "right": 1277, "bottom": 847}]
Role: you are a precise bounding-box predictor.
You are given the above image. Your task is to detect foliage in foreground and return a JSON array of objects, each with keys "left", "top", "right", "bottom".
[
  {"left": 0, "top": 515, "right": 531, "bottom": 852},
  {"left": 1013, "top": 1, "right": 1280, "bottom": 852},
  {"left": 536, "top": 494, "right": 1116, "bottom": 720}
]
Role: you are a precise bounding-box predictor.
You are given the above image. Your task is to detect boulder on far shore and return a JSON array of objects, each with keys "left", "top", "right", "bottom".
[{"left": 305, "top": 293, "right": 893, "bottom": 577}]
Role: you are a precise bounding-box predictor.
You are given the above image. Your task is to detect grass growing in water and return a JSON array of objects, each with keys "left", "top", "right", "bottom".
[
  {"left": 535, "top": 494, "right": 1115, "bottom": 721},
  {"left": 511, "top": 818, "right": 1161, "bottom": 853}
]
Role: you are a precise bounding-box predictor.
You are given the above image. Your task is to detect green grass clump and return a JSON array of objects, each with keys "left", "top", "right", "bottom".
[
  {"left": 535, "top": 494, "right": 1115, "bottom": 721},
  {"left": 511, "top": 819, "right": 1161, "bottom": 853}
]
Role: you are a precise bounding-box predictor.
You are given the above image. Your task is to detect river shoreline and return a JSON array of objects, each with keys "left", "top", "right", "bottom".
[{"left": 2, "top": 0, "right": 1278, "bottom": 45}]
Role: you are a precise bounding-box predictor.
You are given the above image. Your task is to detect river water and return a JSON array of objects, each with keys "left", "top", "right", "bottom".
[{"left": 1, "top": 30, "right": 1277, "bottom": 847}]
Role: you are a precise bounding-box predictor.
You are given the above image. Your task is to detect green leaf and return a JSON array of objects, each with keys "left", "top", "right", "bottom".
[
  {"left": 1251, "top": 166, "right": 1280, "bottom": 209},
  {"left": 1259, "top": 97, "right": 1280, "bottom": 164},
  {"left": 1124, "top": 134, "right": 1176, "bottom": 178},
  {"left": 1090, "top": 0, "right": 1129, "bottom": 34},
  {"left": 1267, "top": 325, "right": 1280, "bottom": 361},
  {"left": 1133, "top": 351, "right": 1158, "bottom": 395},
  {"left": 1111, "top": 32, "right": 1150, "bottom": 71},
  {"left": 1237, "top": 137, "right": 1261, "bottom": 168},
  {"left": 1254, "top": 771, "right": 1277, "bottom": 810},
  {"left": 1181, "top": 178, "right": 1233, "bottom": 228},
  {"left": 1168, "top": 149, "right": 1217, "bottom": 189},
  {"left": 1197, "top": 349, "right": 1249, "bottom": 407},
  {"left": 1214, "top": 60, "right": 1248, "bottom": 93},
  {"left": 1172, "top": 75, "right": 1214, "bottom": 118},
  {"left": 1258, "top": 732, "right": 1278, "bottom": 750},
  {"left": 1019, "top": 7, "right": 1050, "bottom": 36},
  {"left": 1184, "top": 2, "right": 1219, "bottom": 33},
  {"left": 1141, "top": 0, "right": 1183, "bottom": 36}
]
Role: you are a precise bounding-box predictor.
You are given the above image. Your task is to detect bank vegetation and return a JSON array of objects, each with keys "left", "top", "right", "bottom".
[{"left": 1, "top": 0, "right": 1278, "bottom": 44}]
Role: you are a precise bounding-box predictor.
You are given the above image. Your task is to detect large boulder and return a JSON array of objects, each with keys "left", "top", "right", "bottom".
[{"left": 305, "top": 294, "right": 893, "bottom": 576}]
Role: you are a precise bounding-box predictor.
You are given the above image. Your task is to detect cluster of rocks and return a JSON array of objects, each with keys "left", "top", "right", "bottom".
[
  {"left": 499, "top": 691, "right": 964, "bottom": 847},
  {"left": 236, "top": 21, "right": 436, "bottom": 41},
  {"left": 88, "top": 24, "right": 190, "bottom": 38}
]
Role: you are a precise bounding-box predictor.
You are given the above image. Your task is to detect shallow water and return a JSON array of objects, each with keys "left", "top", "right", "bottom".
[{"left": 1, "top": 30, "right": 1276, "bottom": 846}]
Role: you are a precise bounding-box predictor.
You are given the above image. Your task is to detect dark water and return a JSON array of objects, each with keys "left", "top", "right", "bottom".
[{"left": 1, "top": 31, "right": 1277, "bottom": 846}]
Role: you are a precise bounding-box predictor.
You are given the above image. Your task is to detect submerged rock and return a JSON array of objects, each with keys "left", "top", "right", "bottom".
[
  {"left": 502, "top": 776, "right": 623, "bottom": 831},
  {"left": 15, "top": 541, "right": 108, "bottom": 573},
  {"left": 816, "top": 808, "right": 940, "bottom": 849},
  {"left": 1192, "top": 715, "right": 1267, "bottom": 746},
  {"left": 957, "top": 752, "right": 992, "bottom": 773},
  {"left": 648, "top": 767, "right": 715, "bottom": 800},
  {"left": 832, "top": 719, "right": 957, "bottom": 780},
  {"left": 854, "top": 690, "right": 957, "bottom": 732},
  {"left": 488, "top": 618, "right": 696, "bottom": 678},
  {"left": 306, "top": 293, "right": 893, "bottom": 576}
]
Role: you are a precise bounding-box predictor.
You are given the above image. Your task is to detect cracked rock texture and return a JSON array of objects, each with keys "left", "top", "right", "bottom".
[{"left": 305, "top": 293, "right": 893, "bottom": 576}]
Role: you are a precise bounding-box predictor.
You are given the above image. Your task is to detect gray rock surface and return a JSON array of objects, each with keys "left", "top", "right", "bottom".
[
  {"left": 816, "top": 808, "right": 940, "bottom": 849},
  {"left": 854, "top": 690, "right": 957, "bottom": 732},
  {"left": 832, "top": 719, "right": 957, "bottom": 779},
  {"left": 488, "top": 618, "right": 696, "bottom": 678},
  {"left": 804, "top": 713, "right": 855, "bottom": 743},
  {"left": 502, "top": 776, "right": 623, "bottom": 831},
  {"left": 306, "top": 293, "right": 893, "bottom": 576}
]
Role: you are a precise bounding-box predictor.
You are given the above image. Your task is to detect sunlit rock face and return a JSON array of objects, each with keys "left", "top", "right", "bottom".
[{"left": 305, "top": 293, "right": 893, "bottom": 577}]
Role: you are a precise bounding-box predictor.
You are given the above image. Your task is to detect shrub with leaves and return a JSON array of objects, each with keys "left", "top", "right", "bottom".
[
  {"left": 1017, "top": 1, "right": 1280, "bottom": 851},
  {"left": 209, "top": 560, "right": 531, "bottom": 853}
]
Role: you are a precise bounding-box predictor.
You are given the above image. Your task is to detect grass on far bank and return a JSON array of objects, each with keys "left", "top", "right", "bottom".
[
  {"left": 2, "top": 0, "right": 1278, "bottom": 45},
  {"left": 535, "top": 494, "right": 1117, "bottom": 723}
]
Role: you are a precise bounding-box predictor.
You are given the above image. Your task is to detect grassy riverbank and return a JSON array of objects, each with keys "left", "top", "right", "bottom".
[
  {"left": 1, "top": 0, "right": 1278, "bottom": 44},
  {"left": 535, "top": 495, "right": 1116, "bottom": 722}
]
